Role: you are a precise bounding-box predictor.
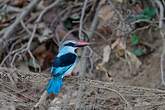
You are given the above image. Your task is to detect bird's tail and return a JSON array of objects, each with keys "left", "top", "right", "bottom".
[{"left": 46, "top": 77, "right": 63, "bottom": 95}]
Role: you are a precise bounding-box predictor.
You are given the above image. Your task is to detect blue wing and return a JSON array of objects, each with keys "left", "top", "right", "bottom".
[
  {"left": 51, "top": 53, "right": 77, "bottom": 77},
  {"left": 51, "top": 65, "right": 72, "bottom": 77}
]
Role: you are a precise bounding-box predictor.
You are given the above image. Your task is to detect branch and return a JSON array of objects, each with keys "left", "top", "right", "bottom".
[
  {"left": 78, "top": 0, "right": 89, "bottom": 39},
  {"left": 9, "top": 0, "right": 61, "bottom": 67},
  {"left": 76, "top": 0, "right": 89, "bottom": 109},
  {"left": 154, "top": 0, "right": 165, "bottom": 86},
  {"left": 32, "top": 91, "right": 48, "bottom": 109},
  {"left": 88, "top": 2, "right": 101, "bottom": 38},
  {"left": 160, "top": 31, "right": 165, "bottom": 86},
  {"left": 32, "top": 0, "right": 62, "bottom": 108},
  {"left": 0, "top": 0, "right": 40, "bottom": 48},
  {"left": 155, "top": 0, "right": 164, "bottom": 28},
  {"left": 76, "top": 1, "right": 101, "bottom": 109}
]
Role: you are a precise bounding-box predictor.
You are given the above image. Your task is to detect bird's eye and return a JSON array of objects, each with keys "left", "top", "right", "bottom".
[{"left": 74, "top": 48, "right": 78, "bottom": 53}]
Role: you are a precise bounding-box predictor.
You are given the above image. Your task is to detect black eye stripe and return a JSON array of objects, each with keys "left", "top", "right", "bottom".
[
  {"left": 74, "top": 48, "right": 78, "bottom": 53},
  {"left": 64, "top": 42, "right": 75, "bottom": 47}
]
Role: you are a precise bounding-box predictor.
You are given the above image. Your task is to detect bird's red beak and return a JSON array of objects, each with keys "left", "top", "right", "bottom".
[{"left": 76, "top": 41, "right": 90, "bottom": 47}]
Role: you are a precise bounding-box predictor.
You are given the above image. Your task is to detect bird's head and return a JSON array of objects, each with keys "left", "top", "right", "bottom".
[
  {"left": 58, "top": 40, "right": 90, "bottom": 54},
  {"left": 61, "top": 40, "right": 89, "bottom": 48}
]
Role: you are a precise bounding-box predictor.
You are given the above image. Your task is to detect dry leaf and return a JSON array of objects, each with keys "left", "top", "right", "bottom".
[
  {"left": 0, "top": 11, "right": 10, "bottom": 29},
  {"left": 98, "top": 5, "right": 114, "bottom": 22},
  {"left": 115, "top": 48, "right": 125, "bottom": 57},
  {"left": 96, "top": 45, "right": 111, "bottom": 78},
  {"left": 42, "top": 51, "right": 54, "bottom": 69},
  {"left": 97, "top": 25, "right": 112, "bottom": 35},
  {"left": 112, "top": 0, "right": 124, "bottom": 3},
  {"left": 115, "top": 0, "right": 124, "bottom": 3},
  {"left": 133, "top": 3, "right": 143, "bottom": 14},
  {"left": 10, "top": 0, "right": 27, "bottom": 7},
  {"left": 39, "top": 27, "right": 52, "bottom": 43},
  {"left": 55, "top": 23, "right": 78, "bottom": 42},
  {"left": 33, "top": 44, "right": 47, "bottom": 56},
  {"left": 102, "top": 45, "right": 111, "bottom": 64},
  {"left": 100, "top": 0, "right": 106, "bottom": 5},
  {"left": 126, "top": 50, "right": 142, "bottom": 69},
  {"left": 111, "top": 38, "right": 126, "bottom": 57},
  {"left": 32, "top": 43, "right": 54, "bottom": 70},
  {"left": 111, "top": 38, "right": 126, "bottom": 49},
  {"left": 111, "top": 38, "right": 120, "bottom": 49}
]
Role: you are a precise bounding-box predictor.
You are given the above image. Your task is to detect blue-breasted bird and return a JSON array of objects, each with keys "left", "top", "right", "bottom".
[{"left": 46, "top": 40, "right": 89, "bottom": 95}]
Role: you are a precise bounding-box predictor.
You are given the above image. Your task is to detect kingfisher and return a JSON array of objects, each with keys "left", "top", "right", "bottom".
[{"left": 46, "top": 40, "right": 89, "bottom": 95}]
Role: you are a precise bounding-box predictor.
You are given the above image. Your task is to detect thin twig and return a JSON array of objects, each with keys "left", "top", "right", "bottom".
[
  {"left": 91, "top": 85, "right": 132, "bottom": 110},
  {"left": 154, "top": 0, "right": 165, "bottom": 86},
  {"left": 76, "top": 1, "right": 101, "bottom": 109},
  {"left": 26, "top": 24, "right": 37, "bottom": 50},
  {"left": 37, "top": 0, "right": 61, "bottom": 23},
  {"left": 78, "top": 0, "right": 88, "bottom": 39},
  {"left": 160, "top": 31, "right": 165, "bottom": 85},
  {"left": 33, "top": 91, "right": 48, "bottom": 109},
  {"left": 10, "top": 0, "right": 61, "bottom": 67},
  {"left": 0, "top": 0, "right": 40, "bottom": 48},
  {"left": 28, "top": 50, "right": 41, "bottom": 72},
  {"left": 21, "top": 20, "right": 32, "bottom": 35},
  {"left": 88, "top": 2, "right": 101, "bottom": 38},
  {"left": 76, "top": 0, "right": 89, "bottom": 109},
  {"left": 155, "top": 0, "right": 164, "bottom": 28},
  {"left": 33, "top": 0, "right": 62, "bottom": 108}
]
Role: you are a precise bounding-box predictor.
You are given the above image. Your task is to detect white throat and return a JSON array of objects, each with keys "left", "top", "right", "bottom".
[{"left": 57, "top": 46, "right": 77, "bottom": 57}]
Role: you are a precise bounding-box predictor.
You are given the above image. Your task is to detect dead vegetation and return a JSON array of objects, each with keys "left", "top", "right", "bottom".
[{"left": 0, "top": 0, "right": 165, "bottom": 110}]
